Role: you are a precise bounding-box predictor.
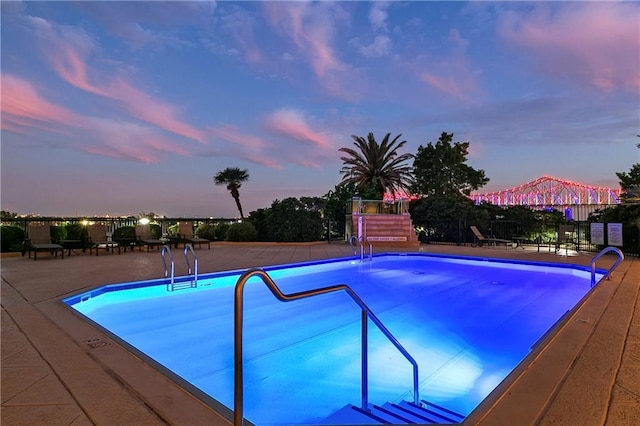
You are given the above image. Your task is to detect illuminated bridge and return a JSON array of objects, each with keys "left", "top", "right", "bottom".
[{"left": 470, "top": 175, "right": 621, "bottom": 220}]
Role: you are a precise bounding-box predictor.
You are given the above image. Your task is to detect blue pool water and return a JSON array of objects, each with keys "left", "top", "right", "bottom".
[{"left": 64, "top": 253, "right": 605, "bottom": 425}]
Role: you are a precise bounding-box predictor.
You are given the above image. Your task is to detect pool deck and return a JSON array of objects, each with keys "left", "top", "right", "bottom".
[{"left": 1, "top": 242, "right": 638, "bottom": 425}]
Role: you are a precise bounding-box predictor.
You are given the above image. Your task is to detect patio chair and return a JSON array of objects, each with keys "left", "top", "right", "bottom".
[
  {"left": 26, "top": 224, "right": 64, "bottom": 260},
  {"left": 178, "top": 221, "right": 211, "bottom": 250},
  {"left": 87, "top": 224, "right": 120, "bottom": 255},
  {"left": 134, "top": 224, "right": 164, "bottom": 252},
  {"left": 553, "top": 224, "right": 575, "bottom": 255},
  {"left": 470, "top": 226, "right": 513, "bottom": 248}
]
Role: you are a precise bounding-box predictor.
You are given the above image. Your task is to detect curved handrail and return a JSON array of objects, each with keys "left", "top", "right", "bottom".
[
  {"left": 349, "top": 235, "right": 358, "bottom": 255},
  {"left": 590, "top": 246, "right": 624, "bottom": 287},
  {"left": 160, "top": 245, "right": 175, "bottom": 291},
  {"left": 234, "top": 268, "right": 419, "bottom": 426},
  {"left": 183, "top": 244, "right": 198, "bottom": 286},
  {"left": 349, "top": 235, "right": 373, "bottom": 261}
]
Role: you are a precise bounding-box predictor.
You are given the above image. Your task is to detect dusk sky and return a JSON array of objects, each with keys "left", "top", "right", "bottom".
[{"left": 2, "top": 1, "right": 639, "bottom": 218}]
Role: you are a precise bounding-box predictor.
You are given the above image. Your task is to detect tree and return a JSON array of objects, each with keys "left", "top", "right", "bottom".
[
  {"left": 412, "top": 132, "right": 489, "bottom": 197},
  {"left": 214, "top": 167, "right": 249, "bottom": 218},
  {"left": 617, "top": 136, "right": 640, "bottom": 204},
  {"left": 617, "top": 164, "right": 640, "bottom": 204},
  {"left": 338, "top": 132, "right": 414, "bottom": 199}
]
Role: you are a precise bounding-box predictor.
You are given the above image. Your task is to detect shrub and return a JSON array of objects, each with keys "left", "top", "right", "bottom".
[
  {"left": 149, "top": 223, "right": 162, "bottom": 239},
  {"left": 166, "top": 224, "right": 179, "bottom": 238},
  {"left": 113, "top": 225, "right": 135, "bottom": 241},
  {"left": 195, "top": 224, "right": 216, "bottom": 240},
  {"left": 1, "top": 225, "right": 25, "bottom": 252},
  {"left": 50, "top": 225, "right": 67, "bottom": 242},
  {"left": 227, "top": 221, "right": 257, "bottom": 242},
  {"left": 214, "top": 222, "right": 230, "bottom": 240},
  {"left": 64, "top": 223, "right": 88, "bottom": 248}
]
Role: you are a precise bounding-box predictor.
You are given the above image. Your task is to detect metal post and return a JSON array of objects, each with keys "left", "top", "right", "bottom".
[
  {"left": 361, "top": 309, "right": 368, "bottom": 410},
  {"left": 234, "top": 284, "right": 244, "bottom": 426}
]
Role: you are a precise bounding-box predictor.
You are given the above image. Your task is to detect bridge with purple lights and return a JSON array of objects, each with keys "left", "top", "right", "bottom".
[{"left": 470, "top": 176, "right": 621, "bottom": 220}]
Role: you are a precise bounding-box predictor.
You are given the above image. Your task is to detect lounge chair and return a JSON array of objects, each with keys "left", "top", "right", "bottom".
[
  {"left": 178, "top": 221, "right": 211, "bottom": 250},
  {"left": 134, "top": 224, "right": 164, "bottom": 252},
  {"left": 25, "top": 224, "right": 64, "bottom": 260},
  {"left": 470, "top": 226, "right": 513, "bottom": 248},
  {"left": 87, "top": 224, "right": 120, "bottom": 255},
  {"left": 553, "top": 224, "right": 575, "bottom": 255}
]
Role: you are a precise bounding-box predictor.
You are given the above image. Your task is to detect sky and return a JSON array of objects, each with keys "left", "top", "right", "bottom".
[{"left": 2, "top": 1, "right": 639, "bottom": 218}]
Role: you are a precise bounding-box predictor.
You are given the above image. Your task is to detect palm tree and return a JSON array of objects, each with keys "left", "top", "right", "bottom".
[
  {"left": 339, "top": 132, "right": 414, "bottom": 199},
  {"left": 214, "top": 167, "right": 250, "bottom": 218}
]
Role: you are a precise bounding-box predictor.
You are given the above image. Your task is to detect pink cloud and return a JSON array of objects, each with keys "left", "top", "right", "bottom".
[
  {"left": 263, "top": 2, "right": 345, "bottom": 78},
  {"left": 1, "top": 74, "right": 194, "bottom": 164},
  {"left": 1, "top": 74, "right": 80, "bottom": 132},
  {"left": 210, "top": 125, "right": 267, "bottom": 150},
  {"left": 263, "top": 108, "right": 331, "bottom": 148},
  {"left": 209, "top": 124, "right": 284, "bottom": 169},
  {"left": 420, "top": 73, "right": 466, "bottom": 99},
  {"left": 498, "top": 2, "right": 640, "bottom": 93},
  {"left": 418, "top": 55, "right": 481, "bottom": 102},
  {"left": 84, "top": 120, "right": 190, "bottom": 164},
  {"left": 32, "top": 17, "right": 208, "bottom": 144},
  {"left": 107, "top": 78, "right": 208, "bottom": 144}
]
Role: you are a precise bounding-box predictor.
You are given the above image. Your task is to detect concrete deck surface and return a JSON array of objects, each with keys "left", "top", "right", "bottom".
[{"left": 1, "top": 242, "right": 638, "bottom": 425}]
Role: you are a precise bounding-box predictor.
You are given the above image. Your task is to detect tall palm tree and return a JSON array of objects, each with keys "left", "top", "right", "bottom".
[
  {"left": 339, "top": 132, "right": 414, "bottom": 199},
  {"left": 214, "top": 167, "right": 250, "bottom": 218}
]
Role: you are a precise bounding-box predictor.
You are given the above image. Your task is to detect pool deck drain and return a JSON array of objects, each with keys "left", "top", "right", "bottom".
[{"left": 2, "top": 242, "right": 639, "bottom": 425}]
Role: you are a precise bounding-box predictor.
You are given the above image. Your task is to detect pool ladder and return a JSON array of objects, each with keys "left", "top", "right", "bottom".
[
  {"left": 161, "top": 244, "right": 198, "bottom": 291},
  {"left": 590, "top": 246, "right": 624, "bottom": 287},
  {"left": 349, "top": 235, "right": 373, "bottom": 262}
]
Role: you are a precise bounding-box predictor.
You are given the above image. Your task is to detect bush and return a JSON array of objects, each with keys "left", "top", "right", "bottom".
[
  {"left": 227, "top": 221, "right": 257, "bottom": 242},
  {"left": 149, "top": 223, "right": 161, "bottom": 239},
  {"left": 214, "top": 222, "right": 230, "bottom": 240},
  {"left": 195, "top": 224, "right": 216, "bottom": 240},
  {"left": 113, "top": 225, "right": 135, "bottom": 241},
  {"left": 1, "top": 225, "right": 25, "bottom": 252},
  {"left": 64, "top": 223, "right": 88, "bottom": 248},
  {"left": 50, "top": 225, "right": 67, "bottom": 242},
  {"left": 167, "top": 224, "right": 179, "bottom": 238}
]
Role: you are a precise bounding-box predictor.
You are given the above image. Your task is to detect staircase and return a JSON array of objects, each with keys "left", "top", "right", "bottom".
[
  {"left": 320, "top": 399, "right": 465, "bottom": 425},
  {"left": 350, "top": 214, "right": 419, "bottom": 248}
]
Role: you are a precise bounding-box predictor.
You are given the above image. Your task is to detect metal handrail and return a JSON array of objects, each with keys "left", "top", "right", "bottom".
[
  {"left": 349, "top": 235, "right": 358, "bottom": 255},
  {"left": 233, "top": 268, "right": 420, "bottom": 426},
  {"left": 364, "top": 237, "right": 373, "bottom": 261},
  {"left": 590, "top": 246, "right": 624, "bottom": 287},
  {"left": 160, "top": 245, "right": 175, "bottom": 291},
  {"left": 348, "top": 235, "right": 373, "bottom": 261},
  {"left": 183, "top": 244, "right": 198, "bottom": 286}
]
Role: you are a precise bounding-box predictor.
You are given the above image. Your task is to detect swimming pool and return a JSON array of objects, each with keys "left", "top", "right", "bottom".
[{"left": 64, "top": 253, "right": 606, "bottom": 425}]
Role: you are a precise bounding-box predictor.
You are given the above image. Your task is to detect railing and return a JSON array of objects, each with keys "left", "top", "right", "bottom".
[
  {"left": 348, "top": 197, "right": 410, "bottom": 215},
  {"left": 590, "top": 246, "right": 624, "bottom": 287},
  {"left": 160, "top": 245, "right": 175, "bottom": 291},
  {"left": 233, "top": 268, "right": 420, "bottom": 426},
  {"left": 349, "top": 235, "right": 373, "bottom": 261},
  {"left": 183, "top": 244, "right": 198, "bottom": 286}
]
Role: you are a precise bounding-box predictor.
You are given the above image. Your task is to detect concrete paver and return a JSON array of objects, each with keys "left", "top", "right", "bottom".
[{"left": 1, "top": 242, "right": 638, "bottom": 425}]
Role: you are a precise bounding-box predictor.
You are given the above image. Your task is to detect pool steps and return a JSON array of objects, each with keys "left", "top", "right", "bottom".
[{"left": 319, "top": 399, "right": 465, "bottom": 424}]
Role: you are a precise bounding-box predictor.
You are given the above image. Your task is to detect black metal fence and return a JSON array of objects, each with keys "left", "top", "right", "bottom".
[
  {"left": 2, "top": 216, "right": 638, "bottom": 256},
  {"left": 415, "top": 219, "right": 639, "bottom": 256}
]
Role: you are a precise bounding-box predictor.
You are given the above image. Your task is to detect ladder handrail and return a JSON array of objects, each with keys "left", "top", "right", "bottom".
[
  {"left": 183, "top": 244, "right": 198, "bottom": 286},
  {"left": 349, "top": 235, "right": 373, "bottom": 261},
  {"left": 233, "top": 268, "right": 419, "bottom": 426},
  {"left": 161, "top": 245, "right": 175, "bottom": 291},
  {"left": 590, "top": 246, "right": 624, "bottom": 287}
]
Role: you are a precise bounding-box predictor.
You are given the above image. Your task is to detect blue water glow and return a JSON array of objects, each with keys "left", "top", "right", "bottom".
[{"left": 64, "top": 253, "right": 605, "bottom": 425}]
